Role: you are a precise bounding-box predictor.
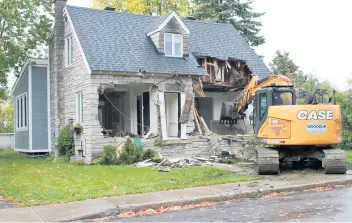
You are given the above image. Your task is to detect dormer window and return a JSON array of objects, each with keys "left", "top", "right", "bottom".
[{"left": 164, "top": 33, "right": 183, "bottom": 57}]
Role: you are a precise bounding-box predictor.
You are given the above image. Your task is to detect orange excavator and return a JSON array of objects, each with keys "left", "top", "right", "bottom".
[{"left": 221, "top": 74, "right": 347, "bottom": 175}]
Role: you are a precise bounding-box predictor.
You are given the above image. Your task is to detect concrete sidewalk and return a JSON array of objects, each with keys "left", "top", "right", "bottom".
[{"left": 1, "top": 171, "right": 352, "bottom": 222}]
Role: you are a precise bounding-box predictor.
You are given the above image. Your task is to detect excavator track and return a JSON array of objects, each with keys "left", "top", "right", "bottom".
[
  {"left": 256, "top": 147, "right": 280, "bottom": 175},
  {"left": 322, "top": 148, "right": 347, "bottom": 174}
]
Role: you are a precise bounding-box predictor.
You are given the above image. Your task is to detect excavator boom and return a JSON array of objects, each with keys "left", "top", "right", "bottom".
[{"left": 235, "top": 75, "right": 293, "bottom": 118}]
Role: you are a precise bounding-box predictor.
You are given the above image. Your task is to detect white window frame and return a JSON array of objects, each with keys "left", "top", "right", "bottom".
[
  {"left": 65, "top": 35, "right": 73, "bottom": 67},
  {"left": 15, "top": 92, "right": 28, "bottom": 132},
  {"left": 76, "top": 92, "right": 83, "bottom": 124},
  {"left": 164, "top": 33, "right": 183, "bottom": 58}
]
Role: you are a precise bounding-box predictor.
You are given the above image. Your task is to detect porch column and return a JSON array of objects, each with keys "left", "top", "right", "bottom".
[
  {"left": 158, "top": 91, "right": 168, "bottom": 141},
  {"left": 180, "top": 92, "right": 187, "bottom": 139},
  {"left": 149, "top": 87, "right": 159, "bottom": 134}
]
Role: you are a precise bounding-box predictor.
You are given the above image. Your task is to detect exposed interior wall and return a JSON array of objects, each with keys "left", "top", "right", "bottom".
[{"left": 196, "top": 91, "right": 253, "bottom": 134}]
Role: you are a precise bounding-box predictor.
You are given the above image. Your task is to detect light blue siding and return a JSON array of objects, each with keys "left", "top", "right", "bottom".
[
  {"left": 32, "top": 66, "right": 48, "bottom": 150},
  {"left": 14, "top": 69, "right": 29, "bottom": 150}
]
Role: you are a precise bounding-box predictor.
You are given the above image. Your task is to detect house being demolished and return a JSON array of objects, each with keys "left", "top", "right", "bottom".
[{"left": 11, "top": 1, "right": 270, "bottom": 163}]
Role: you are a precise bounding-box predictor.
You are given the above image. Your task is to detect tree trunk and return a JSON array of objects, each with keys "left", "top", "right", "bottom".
[
  {"left": 158, "top": 0, "right": 163, "bottom": 15},
  {"left": 146, "top": 0, "right": 152, "bottom": 15}
]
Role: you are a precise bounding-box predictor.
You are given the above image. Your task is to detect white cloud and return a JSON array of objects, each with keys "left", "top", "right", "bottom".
[
  {"left": 68, "top": 0, "right": 92, "bottom": 7},
  {"left": 252, "top": 0, "right": 352, "bottom": 90}
]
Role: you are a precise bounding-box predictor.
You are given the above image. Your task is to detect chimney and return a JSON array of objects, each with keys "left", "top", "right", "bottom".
[
  {"left": 104, "top": 6, "right": 116, "bottom": 11},
  {"left": 186, "top": 16, "right": 196, "bottom": 20},
  {"left": 52, "top": 0, "right": 68, "bottom": 134}
]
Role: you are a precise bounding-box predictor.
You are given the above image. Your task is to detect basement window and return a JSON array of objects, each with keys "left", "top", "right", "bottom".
[{"left": 164, "top": 33, "right": 183, "bottom": 57}]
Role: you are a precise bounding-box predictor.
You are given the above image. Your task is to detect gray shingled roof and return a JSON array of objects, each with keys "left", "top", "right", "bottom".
[{"left": 66, "top": 5, "right": 270, "bottom": 77}]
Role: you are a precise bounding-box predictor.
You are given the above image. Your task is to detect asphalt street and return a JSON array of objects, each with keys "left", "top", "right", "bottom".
[{"left": 108, "top": 187, "right": 352, "bottom": 222}]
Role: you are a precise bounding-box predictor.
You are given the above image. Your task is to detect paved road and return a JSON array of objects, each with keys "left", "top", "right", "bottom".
[{"left": 108, "top": 187, "right": 352, "bottom": 222}]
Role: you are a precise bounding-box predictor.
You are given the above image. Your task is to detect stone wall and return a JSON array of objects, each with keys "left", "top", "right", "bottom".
[
  {"left": 80, "top": 75, "right": 195, "bottom": 163},
  {"left": 50, "top": 0, "right": 67, "bottom": 152}
]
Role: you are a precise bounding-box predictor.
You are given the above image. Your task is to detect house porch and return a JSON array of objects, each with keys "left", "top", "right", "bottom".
[{"left": 73, "top": 75, "right": 196, "bottom": 163}]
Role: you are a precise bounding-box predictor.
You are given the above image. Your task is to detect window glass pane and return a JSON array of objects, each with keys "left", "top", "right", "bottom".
[
  {"left": 80, "top": 94, "right": 83, "bottom": 124},
  {"left": 20, "top": 98, "right": 23, "bottom": 127},
  {"left": 165, "top": 34, "right": 173, "bottom": 56},
  {"left": 259, "top": 93, "right": 268, "bottom": 120},
  {"left": 24, "top": 95, "right": 27, "bottom": 127},
  {"left": 174, "top": 35, "right": 182, "bottom": 57},
  {"left": 69, "top": 37, "right": 72, "bottom": 64},
  {"left": 273, "top": 92, "right": 293, "bottom": 105},
  {"left": 66, "top": 38, "right": 69, "bottom": 65},
  {"left": 17, "top": 100, "right": 19, "bottom": 128}
]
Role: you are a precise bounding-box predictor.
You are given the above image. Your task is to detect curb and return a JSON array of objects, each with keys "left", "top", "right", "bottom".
[
  {"left": 3, "top": 178, "right": 351, "bottom": 222},
  {"left": 117, "top": 178, "right": 352, "bottom": 214},
  {"left": 64, "top": 208, "right": 120, "bottom": 222}
]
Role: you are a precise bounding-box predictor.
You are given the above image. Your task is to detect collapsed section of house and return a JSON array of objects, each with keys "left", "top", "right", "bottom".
[{"left": 80, "top": 56, "right": 255, "bottom": 164}]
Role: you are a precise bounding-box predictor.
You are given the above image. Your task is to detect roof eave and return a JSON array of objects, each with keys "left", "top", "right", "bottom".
[
  {"left": 146, "top": 11, "right": 190, "bottom": 37},
  {"left": 11, "top": 58, "right": 48, "bottom": 95}
]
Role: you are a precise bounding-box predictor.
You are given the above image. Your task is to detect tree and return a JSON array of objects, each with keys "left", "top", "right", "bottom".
[
  {"left": 0, "top": 0, "right": 53, "bottom": 101},
  {"left": 269, "top": 50, "right": 308, "bottom": 91},
  {"left": 92, "top": 0, "right": 191, "bottom": 16},
  {"left": 191, "top": 0, "right": 265, "bottom": 47},
  {"left": 269, "top": 51, "right": 299, "bottom": 77},
  {"left": 336, "top": 80, "right": 352, "bottom": 149},
  {"left": 0, "top": 99, "right": 13, "bottom": 133},
  {"left": 269, "top": 50, "right": 336, "bottom": 104}
]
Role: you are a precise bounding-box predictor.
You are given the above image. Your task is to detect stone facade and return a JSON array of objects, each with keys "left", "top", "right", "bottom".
[
  {"left": 49, "top": 0, "right": 67, "bottom": 152},
  {"left": 50, "top": 1, "right": 196, "bottom": 163},
  {"left": 49, "top": 1, "right": 216, "bottom": 163}
]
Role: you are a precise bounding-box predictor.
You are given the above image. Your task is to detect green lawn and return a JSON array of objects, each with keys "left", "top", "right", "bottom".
[
  {"left": 345, "top": 150, "right": 352, "bottom": 163},
  {"left": 0, "top": 150, "right": 260, "bottom": 207}
]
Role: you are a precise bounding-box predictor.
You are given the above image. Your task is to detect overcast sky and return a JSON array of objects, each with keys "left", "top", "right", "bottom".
[{"left": 61, "top": 0, "right": 352, "bottom": 90}]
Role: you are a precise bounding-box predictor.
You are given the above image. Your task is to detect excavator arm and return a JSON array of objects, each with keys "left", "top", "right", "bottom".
[{"left": 234, "top": 74, "right": 293, "bottom": 119}]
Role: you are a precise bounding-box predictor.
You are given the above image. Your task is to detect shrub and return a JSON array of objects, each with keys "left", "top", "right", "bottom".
[
  {"left": 71, "top": 159, "right": 85, "bottom": 166},
  {"left": 142, "top": 149, "right": 157, "bottom": 160},
  {"left": 51, "top": 156, "right": 70, "bottom": 163},
  {"left": 154, "top": 137, "right": 164, "bottom": 147},
  {"left": 56, "top": 126, "right": 74, "bottom": 157},
  {"left": 119, "top": 138, "right": 142, "bottom": 164},
  {"left": 101, "top": 145, "right": 120, "bottom": 165},
  {"left": 91, "top": 157, "right": 103, "bottom": 165},
  {"left": 341, "top": 130, "right": 352, "bottom": 150}
]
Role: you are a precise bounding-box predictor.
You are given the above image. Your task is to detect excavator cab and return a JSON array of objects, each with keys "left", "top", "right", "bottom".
[{"left": 250, "top": 86, "right": 296, "bottom": 134}]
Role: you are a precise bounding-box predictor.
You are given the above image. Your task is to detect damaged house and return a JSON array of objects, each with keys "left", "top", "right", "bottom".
[{"left": 11, "top": 0, "right": 270, "bottom": 162}]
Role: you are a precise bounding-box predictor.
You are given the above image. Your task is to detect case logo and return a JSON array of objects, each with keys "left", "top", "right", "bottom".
[{"left": 297, "top": 110, "right": 333, "bottom": 120}]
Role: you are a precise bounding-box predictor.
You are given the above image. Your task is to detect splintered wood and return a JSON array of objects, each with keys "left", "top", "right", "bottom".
[
  {"left": 194, "top": 109, "right": 203, "bottom": 135},
  {"left": 179, "top": 87, "right": 194, "bottom": 124},
  {"left": 192, "top": 78, "right": 205, "bottom": 97},
  {"left": 194, "top": 108, "right": 211, "bottom": 136}
]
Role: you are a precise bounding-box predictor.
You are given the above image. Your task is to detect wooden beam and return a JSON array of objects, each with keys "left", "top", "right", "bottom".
[{"left": 194, "top": 109, "right": 203, "bottom": 135}]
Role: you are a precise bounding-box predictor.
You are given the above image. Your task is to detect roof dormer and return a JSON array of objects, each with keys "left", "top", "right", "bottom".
[{"left": 147, "top": 12, "right": 190, "bottom": 57}]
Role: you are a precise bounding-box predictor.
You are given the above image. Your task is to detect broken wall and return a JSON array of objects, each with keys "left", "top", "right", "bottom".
[
  {"left": 195, "top": 91, "right": 253, "bottom": 135},
  {"left": 75, "top": 73, "right": 195, "bottom": 163}
]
